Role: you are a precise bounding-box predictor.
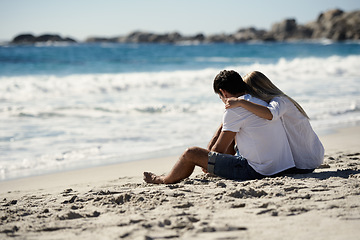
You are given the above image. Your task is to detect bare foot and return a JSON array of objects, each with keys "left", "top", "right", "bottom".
[{"left": 143, "top": 172, "right": 165, "bottom": 184}]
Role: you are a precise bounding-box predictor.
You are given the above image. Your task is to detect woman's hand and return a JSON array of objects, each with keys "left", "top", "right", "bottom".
[{"left": 225, "top": 97, "right": 243, "bottom": 109}]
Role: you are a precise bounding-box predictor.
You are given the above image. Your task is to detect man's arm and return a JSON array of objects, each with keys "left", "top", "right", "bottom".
[
  {"left": 210, "top": 131, "right": 236, "bottom": 154},
  {"left": 207, "top": 124, "right": 222, "bottom": 151}
]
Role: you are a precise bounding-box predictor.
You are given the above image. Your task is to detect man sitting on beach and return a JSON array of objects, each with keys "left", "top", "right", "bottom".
[{"left": 143, "top": 70, "right": 295, "bottom": 184}]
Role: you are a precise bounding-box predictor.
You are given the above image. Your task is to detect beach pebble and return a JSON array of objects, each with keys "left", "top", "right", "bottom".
[
  {"left": 62, "top": 196, "right": 77, "bottom": 204},
  {"left": 4, "top": 200, "right": 17, "bottom": 206},
  {"left": 231, "top": 203, "right": 246, "bottom": 208},
  {"left": 0, "top": 226, "right": 19, "bottom": 234},
  {"left": 164, "top": 219, "right": 171, "bottom": 225},
  {"left": 187, "top": 216, "right": 200, "bottom": 223},
  {"left": 58, "top": 211, "right": 84, "bottom": 220},
  {"left": 319, "top": 164, "right": 331, "bottom": 169},
  {"left": 86, "top": 211, "right": 100, "bottom": 218},
  {"left": 216, "top": 182, "right": 227, "bottom": 188},
  {"left": 173, "top": 202, "right": 193, "bottom": 208}
]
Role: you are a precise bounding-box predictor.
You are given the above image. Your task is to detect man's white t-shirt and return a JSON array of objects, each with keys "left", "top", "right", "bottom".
[{"left": 222, "top": 94, "right": 295, "bottom": 176}]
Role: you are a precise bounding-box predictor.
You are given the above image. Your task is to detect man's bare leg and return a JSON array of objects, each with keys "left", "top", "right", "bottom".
[
  {"left": 143, "top": 172, "right": 165, "bottom": 184},
  {"left": 143, "top": 147, "right": 209, "bottom": 184}
]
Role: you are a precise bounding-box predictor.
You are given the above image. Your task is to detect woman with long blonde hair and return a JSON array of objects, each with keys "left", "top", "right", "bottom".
[{"left": 226, "top": 71, "right": 324, "bottom": 172}]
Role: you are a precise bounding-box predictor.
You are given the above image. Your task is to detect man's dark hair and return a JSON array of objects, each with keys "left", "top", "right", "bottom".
[{"left": 213, "top": 70, "right": 248, "bottom": 96}]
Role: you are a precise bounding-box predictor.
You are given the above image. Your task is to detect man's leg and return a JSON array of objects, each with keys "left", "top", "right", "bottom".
[{"left": 143, "top": 147, "right": 209, "bottom": 184}]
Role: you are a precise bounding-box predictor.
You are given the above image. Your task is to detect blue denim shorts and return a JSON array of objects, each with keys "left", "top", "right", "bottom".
[{"left": 207, "top": 152, "right": 265, "bottom": 181}]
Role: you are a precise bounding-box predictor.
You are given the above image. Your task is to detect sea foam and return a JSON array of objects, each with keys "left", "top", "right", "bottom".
[{"left": 1, "top": 55, "right": 359, "bottom": 180}]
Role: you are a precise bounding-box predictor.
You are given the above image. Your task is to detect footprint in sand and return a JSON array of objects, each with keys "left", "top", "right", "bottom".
[
  {"left": 62, "top": 196, "right": 77, "bottom": 204},
  {"left": 3, "top": 199, "right": 17, "bottom": 207},
  {"left": 172, "top": 202, "right": 193, "bottom": 209},
  {"left": 57, "top": 211, "right": 84, "bottom": 220},
  {"left": 57, "top": 211, "right": 100, "bottom": 220},
  {"left": 228, "top": 188, "right": 268, "bottom": 199}
]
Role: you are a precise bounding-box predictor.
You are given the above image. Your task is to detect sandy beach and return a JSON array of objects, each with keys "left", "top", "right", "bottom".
[{"left": 1, "top": 126, "right": 359, "bottom": 240}]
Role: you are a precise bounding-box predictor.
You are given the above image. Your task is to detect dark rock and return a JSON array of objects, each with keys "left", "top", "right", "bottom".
[
  {"left": 265, "top": 8, "right": 359, "bottom": 41},
  {"left": 232, "top": 27, "right": 267, "bottom": 42},
  {"left": 163, "top": 32, "right": 183, "bottom": 43},
  {"left": 85, "top": 37, "right": 118, "bottom": 43},
  {"left": 205, "top": 33, "right": 229, "bottom": 43},
  {"left": 272, "top": 19, "right": 298, "bottom": 34},
  {"left": 63, "top": 37, "right": 77, "bottom": 43},
  {"left": 190, "top": 33, "right": 205, "bottom": 42},
  {"left": 318, "top": 9, "right": 345, "bottom": 22},
  {"left": 11, "top": 33, "right": 77, "bottom": 44},
  {"left": 12, "top": 34, "right": 36, "bottom": 44},
  {"left": 269, "top": 19, "right": 313, "bottom": 41},
  {"left": 307, "top": 9, "right": 360, "bottom": 40},
  {"left": 125, "top": 31, "right": 153, "bottom": 43},
  {"left": 36, "top": 34, "right": 63, "bottom": 42},
  {"left": 122, "top": 31, "right": 181, "bottom": 43}
]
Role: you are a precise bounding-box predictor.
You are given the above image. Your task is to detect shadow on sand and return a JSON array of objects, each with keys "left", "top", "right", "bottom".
[{"left": 288, "top": 168, "right": 360, "bottom": 180}]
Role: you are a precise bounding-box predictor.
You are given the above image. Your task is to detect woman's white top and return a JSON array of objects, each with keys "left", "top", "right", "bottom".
[
  {"left": 223, "top": 95, "right": 295, "bottom": 176},
  {"left": 268, "top": 96, "right": 324, "bottom": 169}
]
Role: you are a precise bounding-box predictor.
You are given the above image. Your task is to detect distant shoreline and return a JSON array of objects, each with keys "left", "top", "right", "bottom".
[
  {"left": 3, "top": 39, "right": 360, "bottom": 47},
  {"left": 6, "top": 8, "right": 360, "bottom": 45}
]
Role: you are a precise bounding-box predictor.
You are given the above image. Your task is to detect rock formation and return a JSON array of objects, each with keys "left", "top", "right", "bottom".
[
  {"left": 10, "top": 9, "right": 360, "bottom": 45},
  {"left": 11, "top": 34, "right": 77, "bottom": 44},
  {"left": 306, "top": 9, "right": 360, "bottom": 40},
  {"left": 84, "top": 9, "right": 359, "bottom": 43}
]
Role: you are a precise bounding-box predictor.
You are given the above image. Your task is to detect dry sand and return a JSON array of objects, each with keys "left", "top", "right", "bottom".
[{"left": 0, "top": 126, "right": 359, "bottom": 240}]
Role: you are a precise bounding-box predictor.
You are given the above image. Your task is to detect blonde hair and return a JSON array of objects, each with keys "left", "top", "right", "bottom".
[{"left": 243, "top": 71, "right": 309, "bottom": 119}]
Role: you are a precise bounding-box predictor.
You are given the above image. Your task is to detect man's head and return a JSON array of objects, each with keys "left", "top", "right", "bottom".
[{"left": 213, "top": 70, "right": 248, "bottom": 99}]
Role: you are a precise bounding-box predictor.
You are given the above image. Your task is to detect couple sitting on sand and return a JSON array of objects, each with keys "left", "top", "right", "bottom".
[{"left": 144, "top": 70, "right": 324, "bottom": 184}]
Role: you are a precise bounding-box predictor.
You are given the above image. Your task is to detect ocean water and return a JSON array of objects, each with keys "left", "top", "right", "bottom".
[{"left": 1, "top": 41, "right": 360, "bottom": 180}]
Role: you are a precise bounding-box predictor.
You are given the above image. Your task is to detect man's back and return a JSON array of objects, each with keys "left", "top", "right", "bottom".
[{"left": 222, "top": 94, "right": 295, "bottom": 176}]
